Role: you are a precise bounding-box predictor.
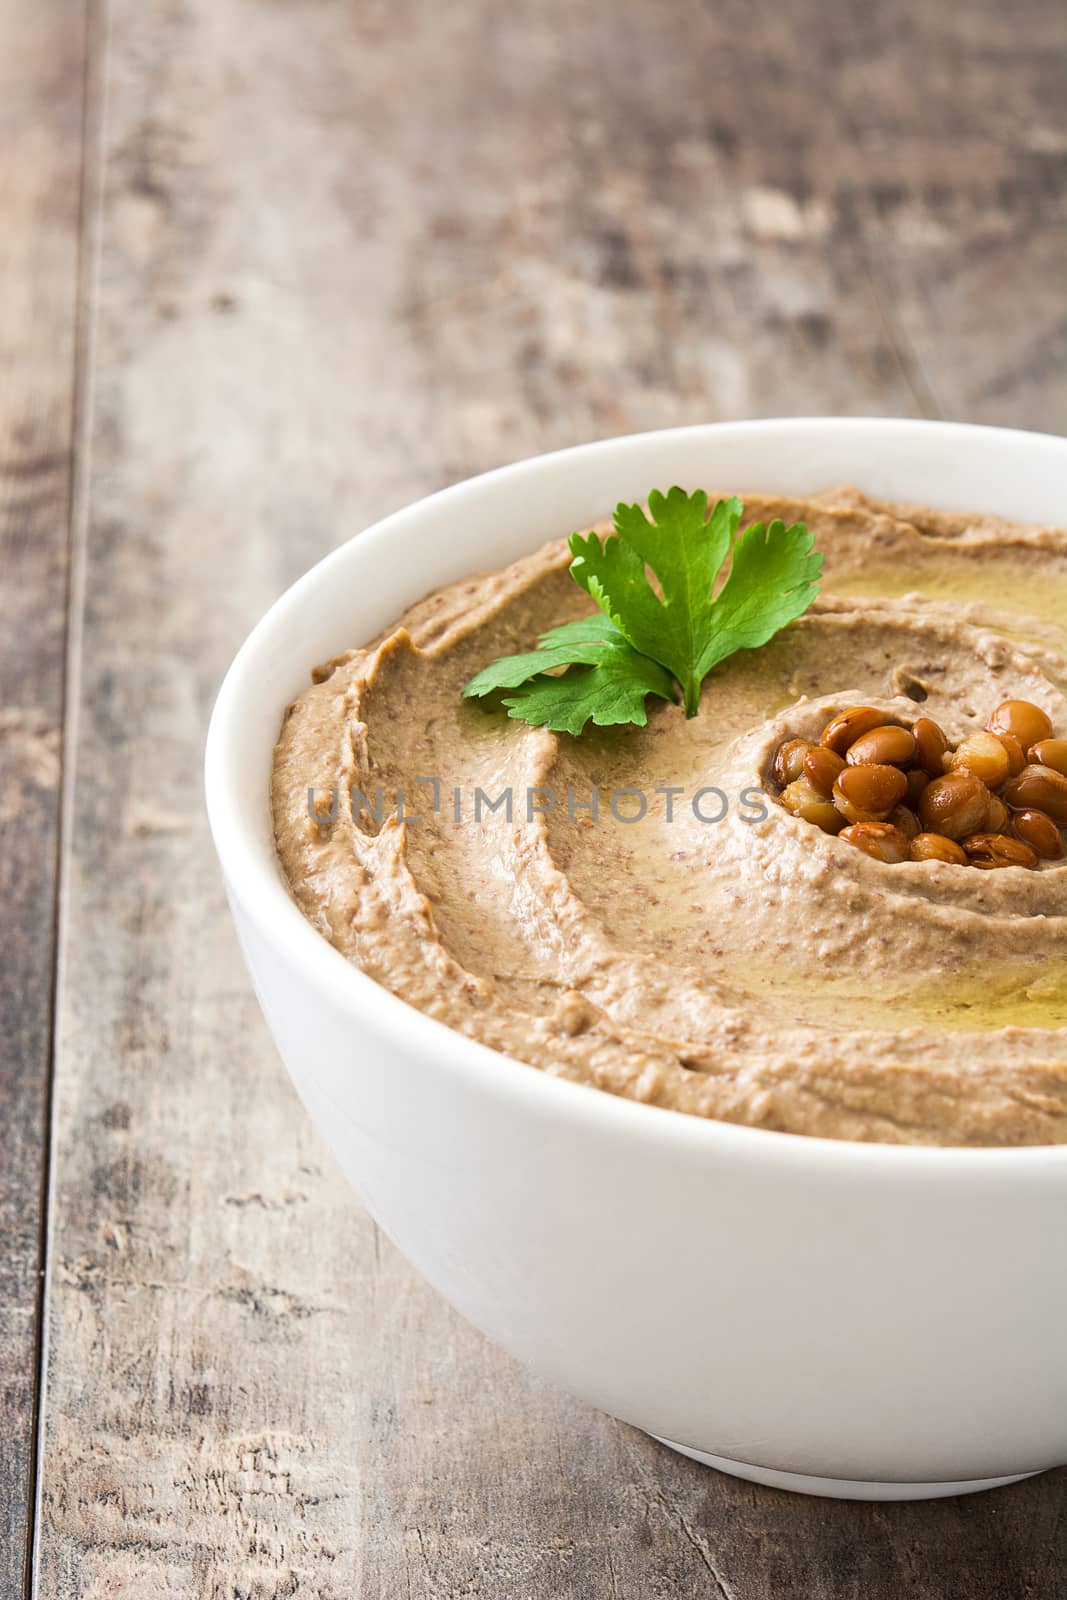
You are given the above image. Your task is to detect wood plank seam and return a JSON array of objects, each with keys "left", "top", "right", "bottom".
[{"left": 26, "top": 2, "right": 102, "bottom": 1594}]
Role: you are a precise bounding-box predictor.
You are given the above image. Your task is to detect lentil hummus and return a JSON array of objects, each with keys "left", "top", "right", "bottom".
[{"left": 272, "top": 487, "right": 1067, "bottom": 1146}]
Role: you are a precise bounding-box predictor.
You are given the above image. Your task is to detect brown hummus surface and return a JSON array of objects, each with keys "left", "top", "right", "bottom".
[{"left": 272, "top": 487, "right": 1067, "bottom": 1146}]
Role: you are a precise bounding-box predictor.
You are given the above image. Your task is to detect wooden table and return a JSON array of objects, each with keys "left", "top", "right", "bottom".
[{"left": 3, "top": 0, "right": 1065, "bottom": 1593}]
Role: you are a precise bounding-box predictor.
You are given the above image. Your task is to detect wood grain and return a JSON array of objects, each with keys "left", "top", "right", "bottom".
[
  {"left": 33, "top": 0, "right": 1067, "bottom": 1594},
  {"left": 0, "top": 2, "right": 87, "bottom": 1593}
]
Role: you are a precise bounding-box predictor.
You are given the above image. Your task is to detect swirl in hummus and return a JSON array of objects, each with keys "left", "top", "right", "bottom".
[{"left": 272, "top": 487, "right": 1067, "bottom": 1147}]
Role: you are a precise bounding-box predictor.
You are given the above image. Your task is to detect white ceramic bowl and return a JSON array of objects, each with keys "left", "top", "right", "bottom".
[{"left": 205, "top": 419, "right": 1067, "bottom": 1501}]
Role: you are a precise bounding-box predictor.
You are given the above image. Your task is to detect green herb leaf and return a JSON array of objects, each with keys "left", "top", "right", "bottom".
[
  {"left": 501, "top": 645, "right": 676, "bottom": 737},
  {"left": 462, "top": 614, "right": 623, "bottom": 697},
  {"left": 464, "top": 614, "right": 676, "bottom": 735},
  {"left": 462, "top": 488, "right": 822, "bottom": 733},
  {"left": 572, "top": 490, "right": 744, "bottom": 715},
  {"left": 696, "top": 515, "right": 822, "bottom": 679}
]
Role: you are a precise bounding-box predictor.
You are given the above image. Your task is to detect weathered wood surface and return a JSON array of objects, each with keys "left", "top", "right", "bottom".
[
  {"left": 27, "top": 0, "right": 1067, "bottom": 1595},
  {"left": 0, "top": 2, "right": 87, "bottom": 1592}
]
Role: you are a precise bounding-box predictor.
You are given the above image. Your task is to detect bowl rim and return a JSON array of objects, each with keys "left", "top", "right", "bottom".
[{"left": 205, "top": 416, "right": 1067, "bottom": 1176}]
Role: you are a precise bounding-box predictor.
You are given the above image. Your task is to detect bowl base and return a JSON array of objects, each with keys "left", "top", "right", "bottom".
[{"left": 651, "top": 1437, "right": 1041, "bottom": 1501}]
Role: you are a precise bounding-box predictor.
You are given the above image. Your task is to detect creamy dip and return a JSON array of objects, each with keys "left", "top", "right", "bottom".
[{"left": 272, "top": 487, "right": 1067, "bottom": 1146}]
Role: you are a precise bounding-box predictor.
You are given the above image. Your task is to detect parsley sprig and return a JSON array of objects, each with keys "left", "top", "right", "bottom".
[{"left": 463, "top": 488, "right": 821, "bottom": 735}]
